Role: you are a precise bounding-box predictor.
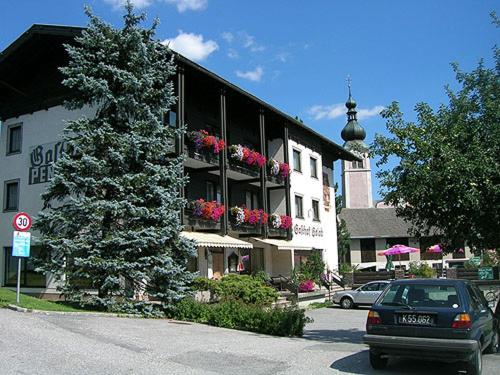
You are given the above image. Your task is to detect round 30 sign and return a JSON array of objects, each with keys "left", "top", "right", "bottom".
[{"left": 12, "top": 212, "right": 32, "bottom": 232}]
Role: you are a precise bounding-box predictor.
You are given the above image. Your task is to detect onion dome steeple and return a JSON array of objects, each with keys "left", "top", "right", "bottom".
[{"left": 341, "top": 77, "right": 368, "bottom": 151}]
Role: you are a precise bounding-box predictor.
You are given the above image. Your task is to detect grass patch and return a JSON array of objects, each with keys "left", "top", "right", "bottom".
[
  {"left": 308, "top": 300, "right": 333, "bottom": 309},
  {"left": 0, "top": 288, "right": 95, "bottom": 313}
]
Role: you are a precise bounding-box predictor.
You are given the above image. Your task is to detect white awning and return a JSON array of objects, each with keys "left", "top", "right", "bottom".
[
  {"left": 250, "top": 238, "right": 313, "bottom": 251},
  {"left": 181, "top": 232, "right": 253, "bottom": 249}
]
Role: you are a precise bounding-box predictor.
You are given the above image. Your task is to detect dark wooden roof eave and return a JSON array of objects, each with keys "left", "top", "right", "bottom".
[{"left": 0, "top": 24, "right": 360, "bottom": 162}]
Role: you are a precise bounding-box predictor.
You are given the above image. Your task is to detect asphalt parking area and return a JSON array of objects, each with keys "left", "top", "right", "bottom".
[
  {"left": 0, "top": 307, "right": 498, "bottom": 374},
  {"left": 305, "top": 306, "right": 500, "bottom": 374}
]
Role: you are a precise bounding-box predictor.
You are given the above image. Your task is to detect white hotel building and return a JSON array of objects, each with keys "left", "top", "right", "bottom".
[{"left": 0, "top": 25, "right": 358, "bottom": 295}]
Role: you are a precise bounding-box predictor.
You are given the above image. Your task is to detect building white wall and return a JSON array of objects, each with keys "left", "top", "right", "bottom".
[
  {"left": 0, "top": 105, "right": 93, "bottom": 289},
  {"left": 288, "top": 140, "right": 339, "bottom": 271}
]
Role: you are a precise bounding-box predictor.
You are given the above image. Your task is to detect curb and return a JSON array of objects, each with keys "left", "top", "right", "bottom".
[{"left": 6, "top": 304, "right": 140, "bottom": 318}]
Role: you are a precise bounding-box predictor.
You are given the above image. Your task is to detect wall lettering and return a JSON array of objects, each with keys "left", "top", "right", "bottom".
[
  {"left": 29, "top": 141, "right": 69, "bottom": 185},
  {"left": 294, "top": 224, "right": 324, "bottom": 237}
]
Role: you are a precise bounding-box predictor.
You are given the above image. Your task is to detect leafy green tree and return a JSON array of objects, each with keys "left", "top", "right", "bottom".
[
  {"left": 34, "top": 4, "right": 196, "bottom": 315},
  {"left": 372, "top": 21, "right": 500, "bottom": 251},
  {"left": 335, "top": 184, "right": 350, "bottom": 264}
]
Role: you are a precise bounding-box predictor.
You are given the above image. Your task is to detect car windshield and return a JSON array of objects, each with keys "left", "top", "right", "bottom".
[{"left": 379, "top": 284, "right": 460, "bottom": 308}]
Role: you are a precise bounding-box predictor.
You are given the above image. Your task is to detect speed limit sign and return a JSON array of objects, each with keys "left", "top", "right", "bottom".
[{"left": 12, "top": 212, "right": 32, "bottom": 232}]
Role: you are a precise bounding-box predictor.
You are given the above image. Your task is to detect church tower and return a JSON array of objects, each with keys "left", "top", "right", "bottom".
[{"left": 341, "top": 81, "right": 373, "bottom": 208}]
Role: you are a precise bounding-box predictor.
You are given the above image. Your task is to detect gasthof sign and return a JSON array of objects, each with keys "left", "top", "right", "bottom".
[{"left": 12, "top": 231, "right": 31, "bottom": 257}]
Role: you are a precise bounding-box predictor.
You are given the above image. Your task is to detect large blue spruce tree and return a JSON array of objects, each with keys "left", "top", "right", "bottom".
[{"left": 35, "top": 4, "right": 196, "bottom": 315}]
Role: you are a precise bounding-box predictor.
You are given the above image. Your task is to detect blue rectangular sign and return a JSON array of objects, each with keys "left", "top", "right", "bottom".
[{"left": 12, "top": 231, "right": 31, "bottom": 257}]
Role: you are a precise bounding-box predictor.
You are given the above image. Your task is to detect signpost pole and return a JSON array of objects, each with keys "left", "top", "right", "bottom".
[{"left": 16, "top": 258, "right": 21, "bottom": 305}]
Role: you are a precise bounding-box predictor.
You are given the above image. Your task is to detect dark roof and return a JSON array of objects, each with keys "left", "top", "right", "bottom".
[
  {"left": 0, "top": 24, "right": 360, "bottom": 162},
  {"left": 339, "top": 207, "right": 414, "bottom": 239}
]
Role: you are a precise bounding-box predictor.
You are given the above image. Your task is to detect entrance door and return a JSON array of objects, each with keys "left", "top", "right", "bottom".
[{"left": 212, "top": 252, "right": 224, "bottom": 279}]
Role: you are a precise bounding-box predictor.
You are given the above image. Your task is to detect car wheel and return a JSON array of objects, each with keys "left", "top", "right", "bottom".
[
  {"left": 485, "top": 331, "right": 499, "bottom": 354},
  {"left": 369, "top": 350, "right": 388, "bottom": 370},
  {"left": 340, "top": 297, "right": 354, "bottom": 309},
  {"left": 465, "top": 345, "right": 482, "bottom": 375}
]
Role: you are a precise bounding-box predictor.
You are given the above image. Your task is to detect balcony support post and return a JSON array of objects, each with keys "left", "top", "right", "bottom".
[
  {"left": 219, "top": 89, "right": 229, "bottom": 236},
  {"left": 177, "top": 66, "right": 186, "bottom": 224},
  {"left": 283, "top": 122, "right": 292, "bottom": 240},
  {"left": 259, "top": 109, "right": 268, "bottom": 238}
]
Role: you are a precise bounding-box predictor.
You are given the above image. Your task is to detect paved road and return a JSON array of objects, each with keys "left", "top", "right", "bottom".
[{"left": 0, "top": 306, "right": 499, "bottom": 374}]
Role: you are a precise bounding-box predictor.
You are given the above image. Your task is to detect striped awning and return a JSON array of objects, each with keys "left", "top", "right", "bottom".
[
  {"left": 181, "top": 232, "right": 253, "bottom": 249},
  {"left": 250, "top": 238, "right": 313, "bottom": 251}
]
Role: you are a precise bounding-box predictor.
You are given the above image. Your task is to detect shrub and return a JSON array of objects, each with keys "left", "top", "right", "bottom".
[
  {"left": 339, "top": 263, "right": 359, "bottom": 274},
  {"left": 464, "top": 260, "right": 479, "bottom": 270},
  {"left": 408, "top": 261, "right": 436, "bottom": 278},
  {"left": 211, "top": 274, "right": 278, "bottom": 306},
  {"left": 192, "top": 276, "right": 214, "bottom": 291},
  {"left": 171, "top": 299, "right": 311, "bottom": 337},
  {"left": 299, "top": 251, "right": 325, "bottom": 283}
]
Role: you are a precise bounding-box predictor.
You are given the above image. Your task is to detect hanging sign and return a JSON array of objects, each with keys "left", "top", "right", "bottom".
[
  {"left": 12, "top": 212, "right": 32, "bottom": 232},
  {"left": 12, "top": 231, "right": 31, "bottom": 257}
]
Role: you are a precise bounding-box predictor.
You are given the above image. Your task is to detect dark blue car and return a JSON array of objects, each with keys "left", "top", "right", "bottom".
[{"left": 363, "top": 279, "right": 498, "bottom": 375}]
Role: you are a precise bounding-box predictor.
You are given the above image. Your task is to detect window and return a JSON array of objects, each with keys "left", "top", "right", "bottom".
[
  {"left": 206, "top": 181, "right": 221, "bottom": 202},
  {"left": 380, "top": 284, "right": 460, "bottom": 308},
  {"left": 4, "top": 247, "right": 46, "bottom": 287},
  {"left": 165, "top": 110, "right": 177, "bottom": 127},
  {"left": 7, "top": 124, "right": 22, "bottom": 155},
  {"left": 245, "top": 191, "right": 259, "bottom": 210},
  {"left": 4, "top": 180, "right": 19, "bottom": 211},
  {"left": 312, "top": 199, "right": 320, "bottom": 221},
  {"left": 295, "top": 195, "right": 303, "bottom": 218},
  {"left": 310, "top": 157, "right": 318, "bottom": 178},
  {"left": 360, "top": 283, "right": 380, "bottom": 292},
  {"left": 360, "top": 238, "right": 376, "bottom": 263},
  {"left": 293, "top": 149, "right": 301, "bottom": 172},
  {"left": 351, "top": 160, "right": 363, "bottom": 169}
]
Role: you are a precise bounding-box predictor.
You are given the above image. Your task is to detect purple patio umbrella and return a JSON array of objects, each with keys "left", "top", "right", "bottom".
[
  {"left": 378, "top": 244, "right": 420, "bottom": 268},
  {"left": 427, "top": 244, "right": 444, "bottom": 277}
]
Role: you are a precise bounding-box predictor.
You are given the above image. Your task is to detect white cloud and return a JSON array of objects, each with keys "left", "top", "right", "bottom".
[
  {"left": 236, "top": 66, "right": 264, "bottom": 82},
  {"left": 227, "top": 48, "right": 239, "bottom": 59},
  {"left": 103, "top": 0, "right": 207, "bottom": 12},
  {"left": 275, "top": 52, "right": 290, "bottom": 63},
  {"left": 104, "top": 0, "right": 152, "bottom": 9},
  {"left": 221, "top": 32, "right": 234, "bottom": 43},
  {"left": 357, "top": 105, "right": 386, "bottom": 120},
  {"left": 307, "top": 103, "right": 384, "bottom": 121},
  {"left": 164, "top": 0, "right": 207, "bottom": 12},
  {"left": 242, "top": 33, "right": 265, "bottom": 52},
  {"left": 163, "top": 31, "right": 218, "bottom": 61}
]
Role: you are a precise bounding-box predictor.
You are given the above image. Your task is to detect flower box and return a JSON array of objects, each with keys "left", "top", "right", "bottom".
[
  {"left": 267, "top": 159, "right": 290, "bottom": 180},
  {"left": 189, "top": 199, "right": 225, "bottom": 221},
  {"left": 228, "top": 145, "right": 266, "bottom": 174},
  {"left": 186, "top": 130, "right": 223, "bottom": 165}
]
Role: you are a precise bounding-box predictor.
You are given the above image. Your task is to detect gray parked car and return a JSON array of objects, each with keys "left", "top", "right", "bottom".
[{"left": 333, "top": 281, "right": 391, "bottom": 309}]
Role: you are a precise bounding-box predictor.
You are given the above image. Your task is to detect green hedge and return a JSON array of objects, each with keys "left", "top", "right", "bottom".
[
  {"left": 172, "top": 298, "right": 311, "bottom": 337},
  {"left": 193, "top": 274, "right": 278, "bottom": 306}
]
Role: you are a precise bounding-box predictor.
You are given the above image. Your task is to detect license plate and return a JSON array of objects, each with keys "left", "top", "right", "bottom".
[{"left": 398, "top": 313, "right": 434, "bottom": 326}]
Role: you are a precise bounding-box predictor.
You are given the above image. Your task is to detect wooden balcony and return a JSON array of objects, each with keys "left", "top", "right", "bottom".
[
  {"left": 268, "top": 227, "right": 289, "bottom": 239},
  {"left": 183, "top": 209, "right": 221, "bottom": 231},
  {"left": 228, "top": 220, "right": 263, "bottom": 236},
  {"left": 228, "top": 158, "right": 260, "bottom": 178},
  {"left": 185, "top": 144, "right": 220, "bottom": 166}
]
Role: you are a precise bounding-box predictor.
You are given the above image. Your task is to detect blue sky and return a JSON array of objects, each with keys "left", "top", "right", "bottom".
[{"left": 1, "top": 0, "right": 498, "bottom": 200}]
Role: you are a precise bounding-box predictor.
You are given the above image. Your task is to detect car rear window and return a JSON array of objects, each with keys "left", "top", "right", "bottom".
[{"left": 379, "top": 284, "right": 460, "bottom": 308}]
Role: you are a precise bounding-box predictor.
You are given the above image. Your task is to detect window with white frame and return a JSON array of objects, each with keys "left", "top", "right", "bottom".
[
  {"left": 312, "top": 199, "right": 320, "bottom": 221},
  {"left": 295, "top": 194, "right": 303, "bottom": 218},
  {"left": 293, "top": 149, "right": 302, "bottom": 172},
  {"left": 310, "top": 157, "right": 318, "bottom": 178},
  {"left": 7, "top": 124, "right": 22, "bottom": 155},
  {"left": 3, "top": 180, "right": 19, "bottom": 212}
]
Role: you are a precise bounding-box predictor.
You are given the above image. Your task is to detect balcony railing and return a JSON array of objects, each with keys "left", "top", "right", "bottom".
[
  {"left": 268, "top": 227, "right": 289, "bottom": 238},
  {"left": 183, "top": 209, "right": 221, "bottom": 231},
  {"left": 186, "top": 144, "right": 220, "bottom": 165}
]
